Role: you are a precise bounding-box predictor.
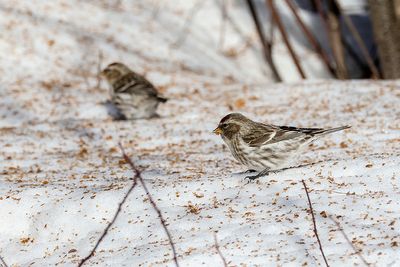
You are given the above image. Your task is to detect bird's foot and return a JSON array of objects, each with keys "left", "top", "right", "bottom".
[
  {"left": 244, "top": 173, "right": 267, "bottom": 181},
  {"left": 244, "top": 175, "right": 260, "bottom": 181},
  {"left": 235, "top": 169, "right": 257, "bottom": 175},
  {"left": 150, "top": 113, "right": 161, "bottom": 119},
  {"left": 244, "top": 168, "right": 271, "bottom": 181},
  {"left": 113, "top": 114, "right": 127, "bottom": 121}
]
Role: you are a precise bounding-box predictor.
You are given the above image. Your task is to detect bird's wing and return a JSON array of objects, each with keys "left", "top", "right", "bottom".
[
  {"left": 242, "top": 124, "right": 277, "bottom": 147},
  {"left": 267, "top": 125, "right": 324, "bottom": 144},
  {"left": 114, "top": 72, "right": 158, "bottom": 96},
  {"left": 243, "top": 124, "right": 324, "bottom": 147}
]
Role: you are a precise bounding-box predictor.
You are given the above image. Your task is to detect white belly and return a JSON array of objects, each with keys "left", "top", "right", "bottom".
[
  {"left": 223, "top": 136, "right": 306, "bottom": 171},
  {"left": 113, "top": 93, "right": 159, "bottom": 119}
]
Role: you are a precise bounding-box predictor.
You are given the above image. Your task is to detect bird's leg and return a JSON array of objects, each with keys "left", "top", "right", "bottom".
[
  {"left": 236, "top": 169, "right": 257, "bottom": 175},
  {"left": 245, "top": 168, "right": 270, "bottom": 181},
  {"left": 114, "top": 114, "right": 127, "bottom": 121},
  {"left": 233, "top": 169, "right": 257, "bottom": 175},
  {"left": 268, "top": 169, "right": 283, "bottom": 174},
  {"left": 150, "top": 113, "right": 161, "bottom": 119},
  {"left": 245, "top": 167, "right": 291, "bottom": 181}
]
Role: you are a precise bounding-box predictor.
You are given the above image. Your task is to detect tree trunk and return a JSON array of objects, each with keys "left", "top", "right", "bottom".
[{"left": 369, "top": 0, "right": 400, "bottom": 79}]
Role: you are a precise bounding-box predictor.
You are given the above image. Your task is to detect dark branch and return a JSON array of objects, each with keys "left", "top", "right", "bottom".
[
  {"left": 326, "top": 0, "right": 348, "bottom": 79},
  {"left": 284, "top": 0, "right": 336, "bottom": 76},
  {"left": 246, "top": 0, "right": 282, "bottom": 82},
  {"left": 313, "top": 0, "right": 348, "bottom": 79},
  {"left": 96, "top": 50, "right": 103, "bottom": 89},
  {"left": 119, "top": 143, "right": 180, "bottom": 267},
  {"left": 78, "top": 144, "right": 140, "bottom": 266},
  {"left": 266, "top": 0, "right": 306, "bottom": 79},
  {"left": 0, "top": 255, "right": 8, "bottom": 267},
  {"left": 301, "top": 180, "right": 330, "bottom": 267},
  {"left": 213, "top": 232, "right": 228, "bottom": 267},
  {"left": 333, "top": 0, "right": 380, "bottom": 79},
  {"left": 329, "top": 216, "right": 370, "bottom": 266},
  {"left": 217, "top": 0, "right": 228, "bottom": 50},
  {"left": 172, "top": 0, "right": 205, "bottom": 48},
  {"left": 312, "top": 0, "right": 331, "bottom": 41},
  {"left": 137, "top": 169, "right": 180, "bottom": 267}
]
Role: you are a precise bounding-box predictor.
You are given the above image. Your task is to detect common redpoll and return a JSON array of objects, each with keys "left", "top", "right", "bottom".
[
  {"left": 101, "top": 62, "right": 167, "bottom": 120},
  {"left": 213, "top": 113, "right": 350, "bottom": 180}
]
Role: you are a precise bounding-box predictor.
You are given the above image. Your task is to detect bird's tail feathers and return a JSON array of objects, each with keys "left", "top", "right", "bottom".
[
  {"left": 315, "top": 125, "right": 351, "bottom": 135},
  {"left": 157, "top": 96, "right": 168, "bottom": 103}
]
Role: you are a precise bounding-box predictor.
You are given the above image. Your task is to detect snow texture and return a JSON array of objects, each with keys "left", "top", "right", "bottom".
[{"left": 0, "top": 1, "right": 399, "bottom": 266}]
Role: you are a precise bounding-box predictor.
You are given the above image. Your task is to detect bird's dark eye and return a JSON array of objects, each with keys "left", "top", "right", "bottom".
[{"left": 221, "top": 123, "right": 227, "bottom": 128}]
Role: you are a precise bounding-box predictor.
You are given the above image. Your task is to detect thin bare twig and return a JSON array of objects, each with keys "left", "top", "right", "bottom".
[
  {"left": 172, "top": 0, "right": 205, "bottom": 48},
  {"left": 217, "top": 0, "right": 228, "bottom": 50},
  {"left": 333, "top": 0, "right": 380, "bottom": 79},
  {"left": 325, "top": 0, "right": 348, "bottom": 79},
  {"left": 137, "top": 172, "right": 179, "bottom": 266},
  {"left": 268, "top": 7, "right": 275, "bottom": 47},
  {"left": 301, "top": 180, "right": 330, "bottom": 267},
  {"left": 312, "top": 0, "right": 331, "bottom": 42},
  {"left": 96, "top": 50, "right": 103, "bottom": 89},
  {"left": 213, "top": 232, "right": 228, "bottom": 267},
  {"left": 329, "top": 216, "right": 370, "bottom": 266},
  {"left": 266, "top": 0, "right": 306, "bottom": 79},
  {"left": 284, "top": 0, "right": 336, "bottom": 76},
  {"left": 246, "top": 0, "right": 282, "bottom": 82},
  {"left": 0, "top": 255, "right": 8, "bottom": 267},
  {"left": 120, "top": 144, "right": 180, "bottom": 267},
  {"left": 78, "top": 145, "right": 140, "bottom": 266},
  {"left": 312, "top": 0, "right": 346, "bottom": 78}
]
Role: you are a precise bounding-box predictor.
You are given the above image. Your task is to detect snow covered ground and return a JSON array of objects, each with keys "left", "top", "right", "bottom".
[{"left": 0, "top": 1, "right": 399, "bottom": 266}]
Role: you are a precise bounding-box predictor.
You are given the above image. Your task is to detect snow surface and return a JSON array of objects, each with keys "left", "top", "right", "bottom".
[{"left": 1, "top": 1, "right": 399, "bottom": 266}]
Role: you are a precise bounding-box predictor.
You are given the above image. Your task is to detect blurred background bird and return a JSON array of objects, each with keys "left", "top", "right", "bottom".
[
  {"left": 101, "top": 62, "right": 167, "bottom": 120},
  {"left": 214, "top": 113, "right": 350, "bottom": 180}
]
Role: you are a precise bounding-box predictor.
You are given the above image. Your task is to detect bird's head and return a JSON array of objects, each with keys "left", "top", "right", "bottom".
[
  {"left": 213, "top": 113, "right": 251, "bottom": 139},
  {"left": 100, "top": 62, "right": 132, "bottom": 84}
]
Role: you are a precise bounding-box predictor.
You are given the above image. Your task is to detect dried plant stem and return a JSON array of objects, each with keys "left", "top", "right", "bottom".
[
  {"left": 137, "top": 171, "right": 180, "bottom": 266},
  {"left": 266, "top": 0, "right": 306, "bottom": 79},
  {"left": 0, "top": 255, "right": 8, "bottom": 267},
  {"left": 213, "top": 232, "right": 228, "bottom": 267},
  {"left": 301, "top": 180, "right": 329, "bottom": 267},
  {"left": 246, "top": 0, "right": 282, "bottom": 82},
  {"left": 329, "top": 216, "right": 370, "bottom": 266},
  {"left": 312, "top": 0, "right": 347, "bottom": 79},
  {"left": 119, "top": 143, "right": 180, "bottom": 267},
  {"left": 333, "top": 0, "right": 380, "bottom": 79},
  {"left": 78, "top": 145, "right": 140, "bottom": 267},
  {"left": 217, "top": 0, "right": 228, "bottom": 50},
  {"left": 313, "top": 0, "right": 332, "bottom": 41},
  {"left": 172, "top": 0, "right": 205, "bottom": 48},
  {"left": 284, "top": 0, "right": 335, "bottom": 76},
  {"left": 325, "top": 0, "right": 348, "bottom": 79},
  {"left": 79, "top": 144, "right": 179, "bottom": 266},
  {"left": 96, "top": 50, "right": 103, "bottom": 89}
]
